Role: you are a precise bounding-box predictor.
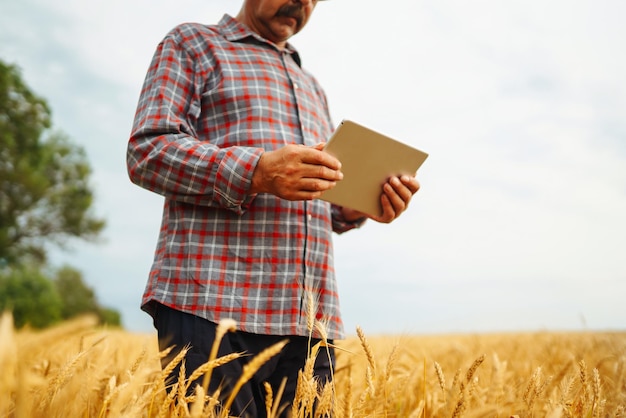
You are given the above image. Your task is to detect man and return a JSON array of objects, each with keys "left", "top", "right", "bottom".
[{"left": 126, "top": 0, "right": 420, "bottom": 416}]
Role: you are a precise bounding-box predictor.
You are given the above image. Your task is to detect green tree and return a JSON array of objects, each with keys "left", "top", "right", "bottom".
[
  {"left": 0, "top": 59, "right": 120, "bottom": 328},
  {"left": 0, "top": 60, "right": 105, "bottom": 264},
  {"left": 97, "top": 307, "right": 121, "bottom": 327},
  {"left": 0, "top": 266, "right": 63, "bottom": 328},
  {"left": 53, "top": 265, "right": 98, "bottom": 319},
  {"left": 53, "top": 265, "right": 121, "bottom": 326}
]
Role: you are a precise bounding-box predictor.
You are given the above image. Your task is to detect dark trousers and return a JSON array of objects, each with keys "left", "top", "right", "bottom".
[{"left": 153, "top": 303, "right": 335, "bottom": 417}]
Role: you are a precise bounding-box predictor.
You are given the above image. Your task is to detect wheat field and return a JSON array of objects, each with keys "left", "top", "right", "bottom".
[{"left": 1, "top": 312, "right": 624, "bottom": 417}]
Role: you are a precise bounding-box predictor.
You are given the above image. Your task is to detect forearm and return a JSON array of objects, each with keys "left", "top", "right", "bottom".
[{"left": 127, "top": 129, "right": 263, "bottom": 211}]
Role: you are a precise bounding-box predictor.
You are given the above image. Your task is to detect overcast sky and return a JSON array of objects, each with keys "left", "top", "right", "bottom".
[{"left": 1, "top": 0, "right": 625, "bottom": 336}]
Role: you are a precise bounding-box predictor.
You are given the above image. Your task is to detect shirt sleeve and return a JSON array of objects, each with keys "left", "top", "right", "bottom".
[
  {"left": 330, "top": 204, "right": 367, "bottom": 234},
  {"left": 126, "top": 29, "right": 263, "bottom": 214}
]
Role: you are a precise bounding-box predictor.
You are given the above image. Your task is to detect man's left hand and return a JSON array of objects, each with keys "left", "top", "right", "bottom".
[
  {"left": 342, "top": 175, "right": 421, "bottom": 224},
  {"left": 371, "top": 175, "right": 420, "bottom": 223}
]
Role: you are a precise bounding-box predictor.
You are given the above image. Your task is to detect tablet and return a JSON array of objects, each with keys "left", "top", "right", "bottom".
[{"left": 318, "top": 120, "right": 428, "bottom": 217}]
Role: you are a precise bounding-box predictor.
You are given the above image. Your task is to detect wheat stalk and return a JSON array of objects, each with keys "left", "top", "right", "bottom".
[
  {"left": 451, "top": 355, "right": 485, "bottom": 418},
  {"left": 147, "top": 345, "right": 189, "bottom": 417},
  {"left": 578, "top": 359, "right": 590, "bottom": 413},
  {"left": 40, "top": 349, "right": 87, "bottom": 410},
  {"left": 5, "top": 318, "right": 626, "bottom": 418},
  {"left": 270, "top": 377, "right": 288, "bottom": 418},
  {"left": 434, "top": 361, "right": 446, "bottom": 403},
  {"left": 129, "top": 341, "right": 148, "bottom": 376},
  {"left": 356, "top": 326, "right": 376, "bottom": 377},
  {"left": 157, "top": 381, "right": 178, "bottom": 418},
  {"left": 264, "top": 381, "right": 274, "bottom": 417},
  {"left": 159, "top": 344, "right": 190, "bottom": 391},
  {"left": 306, "top": 289, "right": 317, "bottom": 337},
  {"left": 186, "top": 352, "right": 242, "bottom": 394},
  {"left": 315, "top": 381, "right": 334, "bottom": 418},
  {"left": 451, "top": 393, "right": 465, "bottom": 418},
  {"left": 340, "top": 364, "right": 353, "bottom": 418},
  {"left": 220, "top": 339, "right": 288, "bottom": 417},
  {"left": 465, "top": 354, "right": 485, "bottom": 387},
  {"left": 292, "top": 341, "right": 323, "bottom": 417},
  {"left": 189, "top": 384, "right": 206, "bottom": 418},
  {"left": 592, "top": 368, "right": 602, "bottom": 418},
  {"left": 451, "top": 368, "right": 461, "bottom": 392},
  {"left": 523, "top": 367, "right": 540, "bottom": 407},
  {"left": 177, "top": 359, "right": 189, "bottom": 414},
  {"left": 201, "top": 318, "right": 237, "bottom": 394}
]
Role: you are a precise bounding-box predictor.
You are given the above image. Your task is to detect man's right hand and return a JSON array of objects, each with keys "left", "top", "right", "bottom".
[{"left": 249, "top": 143, "right": 343, "bottom": 201}]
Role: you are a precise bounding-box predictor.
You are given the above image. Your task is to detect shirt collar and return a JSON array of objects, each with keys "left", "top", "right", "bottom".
[{"left": 217, "top": 14, "right": 302, "bottom": 67}]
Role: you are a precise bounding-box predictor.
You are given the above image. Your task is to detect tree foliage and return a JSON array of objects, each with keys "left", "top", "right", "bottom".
[
  {"left": 53, "top": 265, "right": 121, "bottom": 326},
  {"left": 0, "top": 60, "right": 105, "bottom": 264},
  {"left": 0, "top": 266, "right": 63, "bottom": 328},
  {"left": 0, "top": 265, "right": 121, "bottom": 329},
  {"left": 0, "top": 58, "right": 120, "bottom": 328}
]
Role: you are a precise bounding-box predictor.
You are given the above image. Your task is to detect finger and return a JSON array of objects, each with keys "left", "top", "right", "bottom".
[
  {"left": 382, "top": 183, "right": 404, "bottom": 215},
  {"left": 387, "top": 177, "right": 413, "bottom": 206},
  {"left": 301, "top": 146, "right": 342, "bottom": 171},
  {"left": 400, "top": 175, "right": 420, "bottom": 194},
  {"left": 274, "top": 176, "right": 332, "bottom": 200},
  {"left": 299, "top": 177, "right": 338, "bottom": 193},
  {"left": 282, "top": 189, "right": 325, "bottom": 201},
  {"left": 370, "top": 177, "right": 418, "bottom": 223},
  {"left": 374, "top": 194, "right": 395, "bottom": 223},
  {"left": 302, "top": 163, "right": 343, "bottom": 182}
]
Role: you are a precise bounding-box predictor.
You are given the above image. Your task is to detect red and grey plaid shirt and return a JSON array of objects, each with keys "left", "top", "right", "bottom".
[{"left": 127, "top": 15, "right": 362, "bottom": 340}]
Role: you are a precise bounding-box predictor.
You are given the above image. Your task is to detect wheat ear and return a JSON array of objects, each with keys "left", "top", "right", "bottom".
[
  {"left": 579, "top": 359, "right": 590, "bottom": 411},
  {"left": 189, "top": 384, "right": 206, "bottom": 418},
  {"left": 316, "top": 381, "right": 334, "bottom": 417},
  {"left": 176, "top": 360, "right": 189, "bottom": 414},
  {"left": 356, "top": 326, "right": 376, "bottom": 376},
  {"left": 264, "top": 381, "right": 274, "bottom": 417},
  {"left": 434, "top": 361, "right": 446, "bottom": 403},
  {"left": 186, "top": 352, "right": 242, "bottom": 392},
  {"left": 40, "top": 349, "right": 87, "bottom": 410},
  {"left": 292, "top": 341, "right": 322, "bottom": 417},
  {"left": 159, "top": 345, "right": 189, "bottom": 391},
  {"left": 451, "top": 355, "right": 485, "bottom": 418},
  {"left": 592, "top": 368, "right": 602, "bottom": 418}
]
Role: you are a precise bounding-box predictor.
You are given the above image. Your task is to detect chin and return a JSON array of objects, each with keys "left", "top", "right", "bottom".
[{"left": 270, "top": 26, "right": 297, "bottom": 42}]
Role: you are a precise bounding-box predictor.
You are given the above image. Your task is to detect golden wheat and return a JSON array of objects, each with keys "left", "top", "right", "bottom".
[{"left": 2, "top": 311, "right": 626, "bottom": 417}]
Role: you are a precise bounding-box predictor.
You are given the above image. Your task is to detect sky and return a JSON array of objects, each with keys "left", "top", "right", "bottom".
[{"left": 1, "top": 0, "right": 625, "bottom": 336}]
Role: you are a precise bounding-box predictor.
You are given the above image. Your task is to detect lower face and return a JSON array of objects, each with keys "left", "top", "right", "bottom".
[{"left": 243, "top": 0, "right": 317, "bottom": 45}]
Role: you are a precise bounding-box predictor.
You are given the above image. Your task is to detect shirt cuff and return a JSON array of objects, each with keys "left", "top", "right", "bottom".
[
  {"left": 213, "top": 146, "right": 264, "bottom": 214},
  {"left": 331, "top": 205, "right": 367, "bottom": 233}
]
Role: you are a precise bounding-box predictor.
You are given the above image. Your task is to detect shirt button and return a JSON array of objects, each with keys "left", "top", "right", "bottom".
[
  {"left": 307, "top": 214, "right": 312, "bottom": 221},
  {"left": 294, "top": 83, "right": 299, "bottom": 90}
]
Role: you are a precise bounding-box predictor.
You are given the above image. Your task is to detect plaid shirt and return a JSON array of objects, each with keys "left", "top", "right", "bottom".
[{"left": 127, "top": 15, "right": 362, "bottom": 340}]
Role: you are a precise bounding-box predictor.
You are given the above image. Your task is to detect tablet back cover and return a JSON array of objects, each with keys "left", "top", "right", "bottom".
[{"left": 319, "top": 120, "right": 428, "bottom": 217}]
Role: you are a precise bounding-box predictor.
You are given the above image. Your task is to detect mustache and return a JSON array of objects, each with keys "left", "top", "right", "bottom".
[{"left": 276, "top": 4, "right": 305, "bottom": 23}]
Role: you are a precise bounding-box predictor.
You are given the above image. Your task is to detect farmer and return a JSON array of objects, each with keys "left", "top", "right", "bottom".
[{"left": 126, "top": 0, "right": 420, "bottom": 415}]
